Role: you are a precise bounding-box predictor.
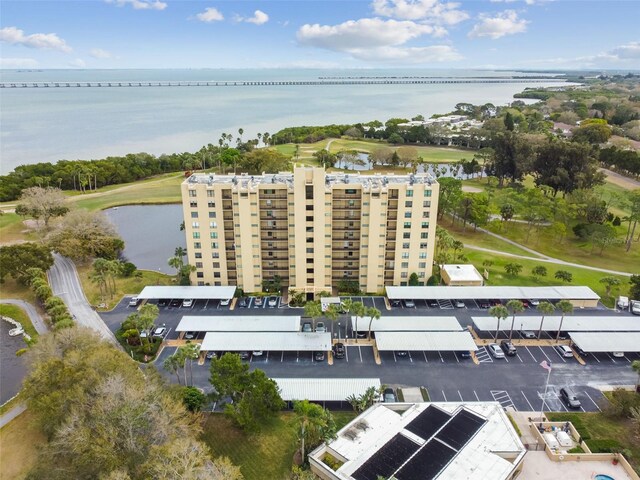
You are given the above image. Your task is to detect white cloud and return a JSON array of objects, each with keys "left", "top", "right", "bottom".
[
  {"left": 89, "top": 48, "right": 115, "bottom": 59},
  {"left": 0, "top": 26, "right": 72, "bottom": 52},
  {"left": 195, "top": 7, "right": 224, "bottom": 22},
  {"left": 235, "top": 10, "right": 269, "bottom": 25},
  {"left": 371, "top": 0, "right": 469, "bottom": 25},
  {"left": 69, "top": 58, "right": 86, "bottom": 68},
  {"left": 529, "top": 42, "right": 640, "bottom": 68},
  {"left": 297, "top": 18, "right": 439, "bottom": 50},
  {"left": 0, "top": 57, "right": 38, "bottom": 68},
  {"left": 609, "top": 41, "right": 640, "bottom": 60},
  {"left": 107, "top": 0, "right": 167, "bottom": 10},
  {"left": 468, "top": 10, "right": 528, "bottom": 39}
]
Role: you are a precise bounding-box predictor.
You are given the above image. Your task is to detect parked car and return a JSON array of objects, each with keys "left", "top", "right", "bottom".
[
  {"left": 521, "top": 330, "right": 536, "bottom": 339},
  {"left": 383, "top": 387, "right": 397, "bottom": 403},
  {"left": 488, "top": 343, "right": 505, "bottom": 359},
  {"left": 315, "top": 322, "right": 326, "bottom": 333},
  {"left": 238, "top": 297, "right": 249, "bottom": 308},
  {"left": 454, "top": 300, "right": 465, "bottom": 308},
  {"left": 559, "top": 386, "right": 582, "bottom": 409},
  {"left": 478, "top": 300, "right": 491, "bottom": 309},
  {"left": 152, "top": 327, "right": 167, "bottom": 338},
  {"left": 184, "top": 331, "right": 196, "bottom": 340},
  {"left": 489, "top": 299, "right": 501, "bottom": 306},
  {"left": 220, "top": 298, "right": 231, "bottom": 306},
  {"left": 612, "top": 351, "right": 625, "bottom": 358},
  {"left": 500, "top": 340, "right": 517, "bottom": 356},
  {"left": 396, "top": 351, "right": 409, "bottom": 358},
  {"left": 314, "top": 351, "right": 325, "bottom": 362},
  {"left": 390, "top": 299, "right": 401, "bottom": 307},
  {"left": 617, "top": 296, "right": 629, "bottom": 309},
  {"left": 205, "top": 351, "right": 216, "bottom": 360},
  {"left": 333, "top": 343, "right": 345, "bottom": 359},
  {"left": 457, "top": 351, "right": 472, "bottom": 359},
  {"left": 128, "top": 297, "right": 139, "bottom": 307},
  {"left": 268, "top": 296, "right": 278, "bottom": 307},
  {"left": 252, "top": 350, "right": 264, "bottom": 356},
  {"left": 426, "top": 299, "right": 439, "bottom": 307},
  {"left": 631, "top": 300, "right": 640, "bottom": 315},
  {"left": 238, "top": 351, "right": 250, "bottom": 360},
  {"left": 302, "top": 322, "right": 313, "bottom": 333},
  {"left": 529, "top": 299, "right": 540, "bottom": 306},
  {"left": 170, "top": 299, "right": 181, "bottom": 307},
  {"left": 554, "top": 345, "right": 574, "bottom": 358},
  {"left": 403, "top": 299, "right": 415, "bottom": 308},
  {"left": 158, "top": 299, "right": 168, "bottom": 307},
  {"left": 520, "top": 300, "right": 530, "bottom": 308},
  {"left": 182, "top": 298, "right": 194, "bottom": 308},
  {"left": 254, "top": 297, "right": 263, "bottom": 307},
  {"left": 573, "top": 345, "right": 589, "bottom": 357}
]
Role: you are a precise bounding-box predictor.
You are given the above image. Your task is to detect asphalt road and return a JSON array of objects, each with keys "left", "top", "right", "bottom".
[
  {"left": 1, "top": 298, "right": 49, "bottom": 335},
  {"left": 48, "top": 253, "right": 117, "bottom": 344}
]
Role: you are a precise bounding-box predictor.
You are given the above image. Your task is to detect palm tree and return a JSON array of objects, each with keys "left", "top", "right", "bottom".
[
  {"left": 489, "top": 305, "right": 509, "bottom": 342},
  {"left": 506, "top": 300, "right": 525, "bottom": 341},
  {"left": 163, "top": 355, "right": 182, "bottom": 385},
  {"left": 365, "top": 306, "right": 381, "bottom": 341},
  {"left": 181, "top": 342, "right": 200, "bottom": 386},
  {"left": 324, "top": 304, "right": 340, "bottom": 332},
  {"left": 174, "top": 246, "right": 187, "bottom": 260},
  {"left": 536, "top": 301, "right": 556, "bottom": 339},
  {"left": 555, "top": 300, "right": 574, "bottom": 343},
  {"left": 294, "top": 400, "right": 331, "bottom": 461},
  {"left": 304, "top": 301, "right": 322, "bottom": 327},
  {"left": 238, "top": 128, "right": 244, "bottom": 144},
  {"left": 351, "top": 301, "right": 365, "bottom": 341}
]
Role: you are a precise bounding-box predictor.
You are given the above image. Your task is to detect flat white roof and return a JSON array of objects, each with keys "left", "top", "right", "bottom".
[
  {"left": 322, "top": 402, "right": 524, "bottom": 480},
  {"left": 375, "top": 331, "right": 477, "bottom": 351},
  {"left": 177, "top": 315, "right": 300, "bottom": 332},
  {"left": 200, "top": 332, "right": 332, "bottom": 352},
  {"left": 273, "top": 378, "right": 381, "bottom": 402},
  {"left": 473, "top": 316, "right": 640, "bottom": 332},
  {"left": 386, "top": 285, "right": 600, "bottom": 300},
  {"left": 321, "top": 297, "right": 342, "bottom": 311},
  {"left": 351, "top": 316, "right": 463, "bottom": 332},
  {"left": 441, "top": 264, "right": 484, "bottom": 282},
  {"left": 570, "top": 332, "right": 640, "bottom": 352},
  {"left": 137, "top": 285, "right": 236, "bottom": 300}
]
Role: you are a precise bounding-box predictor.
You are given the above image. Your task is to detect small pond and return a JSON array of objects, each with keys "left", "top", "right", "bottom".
[
  {"left": 0, "top": 319, "right": 27, "bottom": 404},
  {"left": 105, "top": 204, "right": 185, "bottom": 274}
]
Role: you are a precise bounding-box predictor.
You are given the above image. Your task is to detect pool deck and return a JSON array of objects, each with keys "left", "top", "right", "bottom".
[{"left": 519, "top": 451, "right": 634, "bottom": 480}]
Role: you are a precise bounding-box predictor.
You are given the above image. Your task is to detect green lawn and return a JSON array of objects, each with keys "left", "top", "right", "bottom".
[
  {"left": 0, "top": 410, "right": 46, "bottom": 480},
  {"left": 201, "top": 411, "right": 356, "bottom": 480},
  {"left": 0, "top": 213, "right": 37, "bottom": 244},
  {"left": 0, "top": 304, "right": 39, "bottom": 340}
]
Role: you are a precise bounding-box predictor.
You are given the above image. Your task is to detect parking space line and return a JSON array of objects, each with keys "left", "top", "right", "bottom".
[
  {"left": 503, "top": 355, "right": 509, "bottom": 363},
  {"left": 371, "top": 297, "right": 376, "bottom": 310},
  {"left": 345, "top": 347, "right": 349, "bottom": 362},
  {"left": 552, "top": 348, "right": 567, "bottom": 363},
  {"left": 524, "top": 346, "right": 537, "bottom": 362},
  {"left": 392, "top": 351, "right": 396, "bottom": 362},
  {"left": 281, "top": 351, "right": 284, "bottom": 362},
  {"left": 623, "top": 355, "right": 631, "bottom": 363},
  {"left": 537, "top": 346, "right": 552, "bottom": 362},
  {"left": 423, "top": 351, "right": 428, "bottom": 363},
  {"left": 515, "top": 353, "right": 523, "bottom": 363},
  {"left": 358, "top": 346, "right": 363, "bottom": 363},
  {"left": 591, "top": 353, "right": 601, "bottom": 363},
  {"left": 442, "top": 390, "right": 448, "bottom": 402},
  {"left": 458, "top": 390, "right": 464, "bottom": 401},
  {"left": 521, "top": 391, "right": 535, "bottom": 411},
  {"left": 472, "top": 299, "right": 480, "bottom": 309},
  {"left": 453, "top": 352, "right": 459, "bottom": 363},
  {"left": 583, "top": 391, "right": 602, "bottom": 412},
  {"left": 473, "top": 390, "right": 480, "bottom": 401},
  {"left": 606, "top": 353, "right": 617, "bottom": 363},
  {"left": 408, "top": 351, "right": 413, "bottom": 363}
]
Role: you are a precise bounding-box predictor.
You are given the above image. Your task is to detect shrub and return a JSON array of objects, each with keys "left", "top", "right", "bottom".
[{"left": 120, "top": 261, "right": 137, "bottom": 277}]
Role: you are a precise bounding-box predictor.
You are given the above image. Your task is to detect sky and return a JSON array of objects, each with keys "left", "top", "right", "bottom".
[{"left": 0, "top": 0, "right": 639, "bottom": 70}]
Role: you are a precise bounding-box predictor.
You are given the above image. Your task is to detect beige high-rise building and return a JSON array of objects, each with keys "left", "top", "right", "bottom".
[{"left": 181, "top": 167, "right": 439, "bottom": 297}]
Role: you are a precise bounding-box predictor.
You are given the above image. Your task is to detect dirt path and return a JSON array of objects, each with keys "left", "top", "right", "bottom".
[{"left": 600, "top": 168, "right": 639, "bottom": 190}]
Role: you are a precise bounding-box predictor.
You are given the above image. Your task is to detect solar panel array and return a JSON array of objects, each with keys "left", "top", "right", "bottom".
[{"left": 352, "top": 407, "right": 487, "bottom": 480}]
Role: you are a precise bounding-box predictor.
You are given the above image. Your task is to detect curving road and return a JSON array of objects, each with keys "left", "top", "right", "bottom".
[
  {"left": 48, "top": 253, "right": 118, "bottom": 344},
  {"left": 0, "top": 298, "right": 49, "bottom": 335}
]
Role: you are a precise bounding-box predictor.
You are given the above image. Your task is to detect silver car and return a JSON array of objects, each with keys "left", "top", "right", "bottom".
[{"left": 488, "top": 343, "right": 505, "bottom": 359}]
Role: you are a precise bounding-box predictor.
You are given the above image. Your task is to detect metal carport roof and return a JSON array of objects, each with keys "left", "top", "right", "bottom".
[
  {"left": 375, "top": 331, "right": 477, "bottom": 351},
  {"left": 386, "top": 286, "right": 599, "bottom": 301},
  {"left": 137, "top": 286, "right": 236, "bottom": 300},
  {"left": 273, "top": 378, "right": 382, "bottom": 402},
  {"left": 177, "top": 315, "right": 300, "bottom": 332},
  {"left": 200, "top": 332, "right": 332, "bottom": 352},
  {"left": 472, "top": 316, "right": 640, "bottom": 332},
  {"left": 570, "top": 332, "right": 640, "bottom": 352},
  {"left": 351, "top": 316, "right": 463, "bottom": 332}
]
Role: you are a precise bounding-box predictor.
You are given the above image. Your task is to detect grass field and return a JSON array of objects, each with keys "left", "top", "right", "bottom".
[
  {"left": 0, "top": 304, "right": 39, "bottom": 340},
  {"left": 0, "top": 410, "right": 46, "bottom": 480},
  {"left": 0, "top": 278, "right": 37, "bottom": 303},
  {"left": 201, "top": 411, "right": 356, "bottom": 480},
  {"left": 76, "top": 264, "right": 176, "bottom": 310},
  {"left": 0, "top": 213, "right": 37, "bottom": 244}
]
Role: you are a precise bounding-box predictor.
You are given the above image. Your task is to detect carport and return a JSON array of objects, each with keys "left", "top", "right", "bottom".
[
  {"left": 375, "top": 331, "right": 477, "bottom": 351},
  {"left": 472, "top": 316, "right": 640, "bottom": 333},
  {"left": 351, "top": 316, "right": 463, "bottom": 332},
  {"left": 137, "top": 285, "right": 236, "bottom": 300},
  {"left": 177, "top": 315, "right": 300, "bottom": 333},
  {"left": 273, "top": 378, "right": 381, "bottom": 407},
  {"left": 321, "top": 297, "right": 343, "bottom": 312},
  {"left": 569, "top": 332, "right": 640, "bottom": 352},
  {"left": 199, "top": 332, "right": 332, "bottom": 352},
  {"left": 386, "top": 286, "right": 600, "bottom": 307}
]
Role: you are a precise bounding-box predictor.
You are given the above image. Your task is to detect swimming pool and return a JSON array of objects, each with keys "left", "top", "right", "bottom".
[{"left": 594, "top": 475, "right": 615, "bottom": 480}]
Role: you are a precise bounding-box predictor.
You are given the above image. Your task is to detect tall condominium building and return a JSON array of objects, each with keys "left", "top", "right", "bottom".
[{"left": 181, "top": 167, "right": 439, "bottom": 296}]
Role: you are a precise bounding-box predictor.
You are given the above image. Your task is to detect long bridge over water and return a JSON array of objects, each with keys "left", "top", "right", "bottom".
[{"left": 0, "top": 78, "right": 564, "bottom": 89}]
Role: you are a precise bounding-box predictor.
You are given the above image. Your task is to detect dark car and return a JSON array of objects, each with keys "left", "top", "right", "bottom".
[
  {"left": 238, "top": 351, "right": 250, "bottom": 360},
  {"left": 254, "top": 297, "right": 263, "bottom": 307},
  {"left": 383, "top": 388, "right": 396, "bottom": 403},
  {"left": 500, "top": 340, "right": 517, "bottom": 356},
  {"left": 403, "top": 299, "right": 415, "bottom": 308},
  {"left": 390, "top": 299, "right": 401, "bottom": 307},
  {"left": 573, "top": 345, "right": 589, "bottom": 357},
  {"left": 426, "top": 299, "right": 439, "bottom": 307},
  {"left": 559, "top": 387, "right": 582, "bottom": 409},
  {"left": 239, "top": 297, "right": 249, "bottom": 308},
  {"left": 333, "top": 343, "right": 345, "bottom": 359},
  {"left": 478, "top": 300, "right": 491, "bottom": 309},
  {"left": 205, "top": 351, "right": 216, "bottom": 360},
  {"left": 170, "top": 299, "right": 181, "bottom": 307},
  {"left": 396, "top": 351, "right": 409, "bottom": 358},
  {"left": 158, "top": 299, "right": 168, "bottom": 307},
  {"left": 489, "top": 299, "right": 502, "bottom": 306},
  {"left": 457, "top": 351, "right": 472, "bottom": 359},
  {"left": 314, "top": 351, "right": 325, "bottom": 362}
]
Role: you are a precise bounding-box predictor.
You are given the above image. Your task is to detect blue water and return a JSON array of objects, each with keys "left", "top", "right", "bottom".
[
  {"left": 594, "top": 475, "right": 615, "bottom": 480},
  {"left": 0, "top": 69, "right": 569, "bottom": 173}
]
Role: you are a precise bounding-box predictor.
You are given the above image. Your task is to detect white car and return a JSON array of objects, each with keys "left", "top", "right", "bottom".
[
  {"left": 220, "top": 299, "right": 231, "bottom": 306},
  {"left": 182, "top": 299, "right": 193, "bottom": 308},
  {"left": 612, "top": 352, "right": 625, "bottom": 358},
  {"left": 454, "top": 300, "right": 465, "bottom": 308},
  {"left": 128, "top": 297, "right": 139, "bottom": 307},
  {"left": 529, "top": 299, "right": 540, "bottom": 306},
  {"left": 521, "top": 330, "right": 536, "bottom": 339},
  {"left": 152, "top": 327, "right": 167, "bottom": 338},
  {"left": 252, "top": 350, "right": 263, "bottom": 356},
  {"left": 555, "top": 345, "right": 574, "bottom": 358},
  {"left": 487, "top": 343, "right": 505, "bottom": 359}
]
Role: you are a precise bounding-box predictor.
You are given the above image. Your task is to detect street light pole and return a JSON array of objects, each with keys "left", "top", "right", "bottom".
[
  {"left": 539, "top": 362, "right": 552, "bottom": 423},
  {"left": 338, "top": 322, "right": 341, "bottom": 342}
]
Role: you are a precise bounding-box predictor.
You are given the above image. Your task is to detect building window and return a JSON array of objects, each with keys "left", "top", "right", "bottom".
[
  {"left": 195, "top": 252, "right": 202, "bottom": 259},
  {"left": 348, "top": 200, "right": 355, "bottom": 207},
  {"left": 209, "top": 221, "right": 217, "bottom": 228},
  {"left": 420, "top": 232, "right": 428, "bottom": 239},
  {"left": 192, "top": 222, "right": 199, "bottom": 228},
  {"left": 305, "top": 186, "right": 314, "bottom": 200},
  {"left": 208, "top": 212, "right": 216, "bottom": 219},
  {"left": 306, "top": 248, "right": 314, "bottom": 254},
  {"left": 190, "top": 212, "right": 198, "bottom": 218},
  {"left": 210, "top": 232, "right": 218, "bottom": 239},
  {"left": 214, "top": 272, "right": 221, "bottom": 278},
  {"left": 207, "top": 190, "right": 214, "bottom": 198},
  {"left": 421, "top": 222, "right": 429, "bottom": 229},
  {"left": 403, "top": 242, "right": 410, "bottom": 249},
  {"left": 420, "top": 242, "right": 428, "bottom": 249},
  {"left": 211, "top": 242, "right": 218, "bottom": 248},
  {"left": 406, "top": 190, "right": 413, "bottom": 197},
  {"left": 192, "top": 232, "right": 200, "bottom": 239},
  {"left": 266, "top": 210, "right": 273, "bottom": 217},
  {"left": 193, "top": 242, "right": 201, "bottom": 249},
  {"left": 346, "top": 189, "right": 357, "bottom": 194},
  {"left": 405, "top": 201, "right": 412, "bottom": 207},
  {"left": 423, "top": 200, "right": 431, "bottom": 208},
  {"left": 401, "top": 272, "right": 408, "bottom": 278},
  {"left": 402, "top": 253, "right": 409, "bottom": 259},
  {"left": 196, "top": 272, "right": 204, "bottom": 278},
  {"left": 423, "top": 211, "right": 430, "bottom": 218},
  {"left": 404, "top": 212, "right": 412, "bottom": 219},
  {"left": 190, "top": 201, "right": 197, "bottom": 208},
  {"left": 212, "top": 252, "right": 219, "bottom": 259},
  {"left": 419, "top": 252, "right": 427, "bottom": 259},
  {"left": 208, "top": 201, "right": 215, "bottom": 209},
  {"left": 403, "top": 232, "right": 411, "bottom": 239},
  {"left": 213, "top": 262, "right": 220, "bottom": 268},
  {"left": 197, "top": 281, "right": 205, "bottom": 286},
  {"left": 189, "top": 190, "right": 197, "bottom": 197},
  {"left": 425, "top": 189, "right": 432, "bottom": 197},
  {"left": 419, "top": 262, "right": 426, "bottom": 268},
  {"left": 419, "top": 272, "right": 425, "bottom": 278},
  {"left": 403, "top": 222, "right": 411, "bottom": 229}
]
